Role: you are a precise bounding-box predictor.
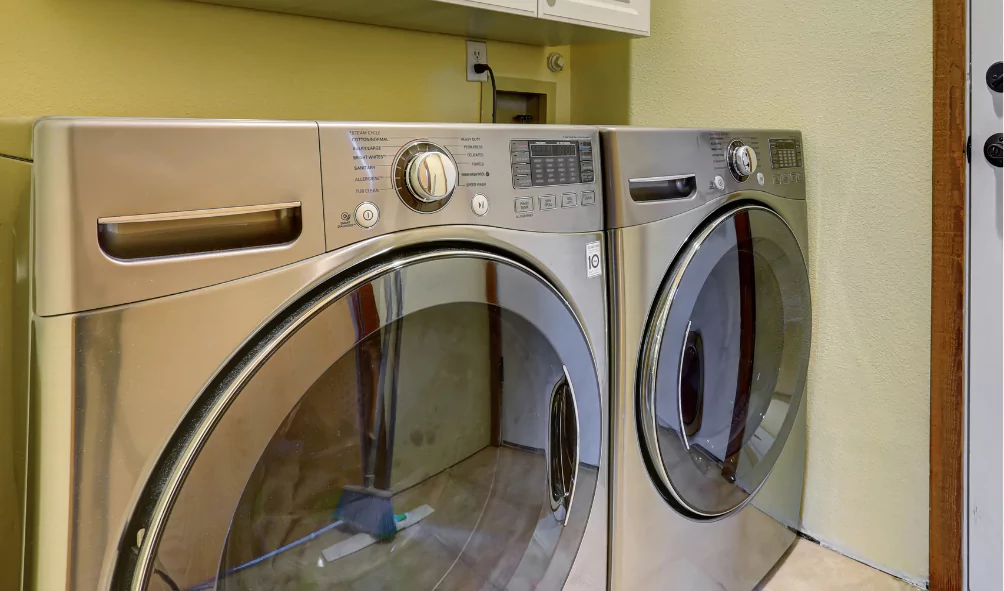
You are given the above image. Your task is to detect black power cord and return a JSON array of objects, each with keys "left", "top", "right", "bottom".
[{"left": 474, "top": 63, "right": 497, "bottom": 124}]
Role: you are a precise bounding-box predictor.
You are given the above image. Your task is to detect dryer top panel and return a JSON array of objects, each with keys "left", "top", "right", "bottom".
[
  {"left": 599, "top": 127, "right": 805, "bottom": 229},
  {"left": 318, "top": 122, "right": 603, "bottom": 252}
]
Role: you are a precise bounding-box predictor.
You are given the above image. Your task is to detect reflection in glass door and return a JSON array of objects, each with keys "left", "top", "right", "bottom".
[{"left": 133, "top": 254, "right": 600, "bottom": 591}]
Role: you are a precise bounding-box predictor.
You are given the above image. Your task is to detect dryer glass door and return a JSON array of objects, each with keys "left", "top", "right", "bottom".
[
  {"left": 126, "top": 251, "right": 602, "bottom": 591},
  {"left": 638, "top": 205, "right": 811, "bottom": 519}
]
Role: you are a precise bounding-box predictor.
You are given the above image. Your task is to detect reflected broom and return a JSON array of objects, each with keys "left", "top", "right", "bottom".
[{"left": 335, "top": 277, "right": 403, "bottom": 539}]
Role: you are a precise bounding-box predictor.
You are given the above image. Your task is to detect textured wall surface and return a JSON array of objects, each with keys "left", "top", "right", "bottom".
[{"left": 573, "top": 0, "right": 932, "bottom": 584}]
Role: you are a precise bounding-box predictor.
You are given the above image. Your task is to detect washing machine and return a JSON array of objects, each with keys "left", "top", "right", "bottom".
[
  {"left": 9, "top": 118, "right": 609, "bottom": 591},
  {"left": 601, "top": 128, "right": 811, "bottom": 590}
]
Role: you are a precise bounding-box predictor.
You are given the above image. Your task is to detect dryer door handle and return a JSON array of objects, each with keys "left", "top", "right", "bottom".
[
  {"left": 546, "top": 365, "right": 580, "bottom": 526},
  {"left": 629, "top": 174, "right": 698, "bottom": 202}
]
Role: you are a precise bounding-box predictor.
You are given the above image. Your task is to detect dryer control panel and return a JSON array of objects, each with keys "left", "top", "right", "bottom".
[
  {"left": 319, "top": 123, "right": 603, "bottom": 252},
  {"left": 600, "top": 127, "right": 805, "bottom": 229}
]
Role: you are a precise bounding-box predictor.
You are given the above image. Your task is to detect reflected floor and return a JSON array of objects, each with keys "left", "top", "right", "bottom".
[
  {"left": 218, "top": 446, "right": 573, "bottom": 591},
  {"left": 657, "top": 425, "right": 750, "bottom": 513}
]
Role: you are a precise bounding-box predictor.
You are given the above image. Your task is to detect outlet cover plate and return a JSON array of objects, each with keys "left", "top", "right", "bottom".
[{"left": 467, "top": 40, "right": 488, "bottom": 82}]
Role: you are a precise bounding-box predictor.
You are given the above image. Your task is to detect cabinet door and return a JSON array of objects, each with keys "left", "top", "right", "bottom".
[
  {"left": 539, "top": 0, "right": 649, "bottom": 34},
  {"left": 436, "top": 0, "right": 537, "bottom": 16}
]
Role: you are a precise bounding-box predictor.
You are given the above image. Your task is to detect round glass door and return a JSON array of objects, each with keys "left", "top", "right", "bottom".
[
  {"left": 127, "top": 251, "right": 601, "bottom": 591},
  {"left": 638, "top": 204, "right": 811, "bottom": 520}
]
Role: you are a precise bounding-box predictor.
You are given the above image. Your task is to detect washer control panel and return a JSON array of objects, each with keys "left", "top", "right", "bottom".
[
  {"left": 318, "top": 123, "right": 602, "bottom": 251},
  {"left": 510, "top": 139, "right": 595, "bottom": 188}
]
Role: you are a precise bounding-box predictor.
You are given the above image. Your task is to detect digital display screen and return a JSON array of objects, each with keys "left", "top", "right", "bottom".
[
  {"left": 530, "top": 143, "right": 577, "bottom": 157},
  {"left": 769, "top": 138, "right": 802, "bottom": 170}
]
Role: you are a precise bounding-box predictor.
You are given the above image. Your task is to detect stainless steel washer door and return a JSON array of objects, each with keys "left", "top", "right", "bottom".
[
  {"left": 638, "top": 204, "right": 811, "bottom": 520},
  {"left": 119, "top": 248, "right": 602, "bottom": 591}
]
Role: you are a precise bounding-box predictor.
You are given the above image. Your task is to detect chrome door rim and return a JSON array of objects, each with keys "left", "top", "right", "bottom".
[{"left": 637, "top": 203, "right": 808, "bottom": 521}]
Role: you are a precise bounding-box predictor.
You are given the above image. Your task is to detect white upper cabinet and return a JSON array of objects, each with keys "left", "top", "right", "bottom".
[
  {"left": 193, "top": 0, "right": 649, "bottom": 44},
  {"left": 436, "top": 0, "right": 537, "bottom": 15},
  {"left": 539, "top": 0, "right": 650, "bottom": 34}
]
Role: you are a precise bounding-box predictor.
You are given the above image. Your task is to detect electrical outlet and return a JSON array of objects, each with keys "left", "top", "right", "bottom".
[{"left": 466, "top": 40, "right": 488, "bottom": 82}]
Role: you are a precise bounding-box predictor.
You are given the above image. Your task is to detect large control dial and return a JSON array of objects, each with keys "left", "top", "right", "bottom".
[
  {"left": 407, "top": 151, "right": 458, "bottom": 202},
  {"left": 394, "top": 141, "right": 458, "bottom": 213},
  {"left": 727, "top": 140, "right": 758, "bottom": 182}
]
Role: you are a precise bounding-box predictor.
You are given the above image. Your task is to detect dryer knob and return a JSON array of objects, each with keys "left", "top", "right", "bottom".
[
  {"left": 729, "top": 144, "right": 758, "bottom": 179},
  {"left": 406, "top": 149, "right": 458, "bottom": 203}
]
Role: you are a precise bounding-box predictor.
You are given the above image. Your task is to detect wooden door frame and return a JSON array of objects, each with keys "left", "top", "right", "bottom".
[{"left": 930, "top": 0, "right": 967, "bottom": 587}]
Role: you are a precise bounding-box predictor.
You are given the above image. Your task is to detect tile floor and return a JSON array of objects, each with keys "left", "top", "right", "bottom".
[{"left": 760, "top": 539, "right": 916, "bottom": 590}]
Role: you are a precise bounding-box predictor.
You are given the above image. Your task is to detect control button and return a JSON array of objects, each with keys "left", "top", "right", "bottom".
[
  {"left": 511, "top": 151, "right": 530, "bottom": 164},
  {"left": 581, "top": 171, "right": 595, "bottom": 182},
  {"left": 561, "top": 192, "right": 577, "bottom": 208},
  {"left": 580, "top": 191, "right": 596, "bottom": 206},
  {"left": 354, "top": 202, "right": 380, "bottom": 229},
  {"left": 512, "top": 163, "right": 531, "bottom": 176},
  {"left": 781, "top": 174, "right": 790, "bottom": 184},
  {"left": 773, "top": 175, "right": 781, "bottom": 185},
  {"left": 510, "top": 140, "right": 529, "bottom": 152},
  {"left": 515, "top": 197, "right": 534, "bottom": 213},
  {"left": 471, "top": 193, "right": 489, "bottom": 216},
  {"left": 514, "top": 175, "right": 532, "bottom": 189},
  {"left": 757, "top": 172, "right": 765, "bottom": 187},
  {"left": 714, "top": 175, "right": 726, "bottom": 190},
  {"left": 578, "top": 141, "right": 592, "bottom": 151},
  {"left": 797, "top": 173, "right": 804, "bottom": 183},
  {"left": 540, "top": 194, "right": 557, "bottom": 210},
  {"left": 579, "top": 151, "right": 593, "bottom": 162},
  {"left": 579, "top": 161, "right": 594, "bottom": 172}
]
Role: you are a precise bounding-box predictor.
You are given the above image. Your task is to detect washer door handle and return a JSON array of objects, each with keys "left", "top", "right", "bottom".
[
  {"left": 97, "top": 201, "right": 302, "bottom": 260},
  {"left": 546, "top": 365, "right": 579, "bottom": 526}
]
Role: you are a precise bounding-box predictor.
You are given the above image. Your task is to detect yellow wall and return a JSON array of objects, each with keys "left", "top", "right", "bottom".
[
  {"left": 573, "top": 0, "right": 932, "bottom": 583},
  {"left": 0, "top": 1, "right": 572, "bottom": 588},
  {"left": 0, "top": 0, "right": 570, "bottom": 122}
]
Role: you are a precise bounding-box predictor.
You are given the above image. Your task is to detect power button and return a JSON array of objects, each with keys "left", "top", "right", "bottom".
[{"left": 354, "top": 202, "right": 380, "bottom": 229}]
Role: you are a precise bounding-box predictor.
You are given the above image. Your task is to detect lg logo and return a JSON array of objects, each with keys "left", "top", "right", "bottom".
[{"left": 585, "top": 241, "right": 602, "bottom": 278}]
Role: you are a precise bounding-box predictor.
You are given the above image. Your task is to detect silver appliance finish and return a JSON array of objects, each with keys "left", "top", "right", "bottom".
[
  {"left": 602, "top": 127, "right": 810, "bottom": 590},
  {"left": 18, "top": 118, "right": 608, "bottom": 591}
]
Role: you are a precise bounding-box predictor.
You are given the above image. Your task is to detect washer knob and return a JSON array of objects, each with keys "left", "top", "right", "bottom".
[
  {"left": 407, "top": 150, "right": 458, "bottom": 203},
  {"left": 727, "top": 141, "right": 758, "bottom": 180}
]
